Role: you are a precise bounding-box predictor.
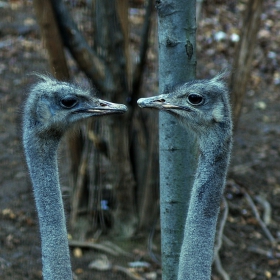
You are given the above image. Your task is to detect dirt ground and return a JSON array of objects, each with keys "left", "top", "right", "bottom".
[{"left": 0, "top": 1, "right": 280, "bottom": 280}]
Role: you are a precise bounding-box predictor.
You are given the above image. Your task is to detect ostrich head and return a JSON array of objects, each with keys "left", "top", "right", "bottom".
[
  {"left": 137, "top": 72, "right": 231, "bottom": 139},
  {"left": 23, "top": 75, "right": 127, "bottom": 139}
]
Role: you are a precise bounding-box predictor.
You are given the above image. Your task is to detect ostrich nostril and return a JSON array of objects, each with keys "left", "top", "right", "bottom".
[
  {"left": 100, "top": 102, "right": 107, "bottom": 107},
  {"left": 157, "top": 99, "right": 165, "bottom": 103}
]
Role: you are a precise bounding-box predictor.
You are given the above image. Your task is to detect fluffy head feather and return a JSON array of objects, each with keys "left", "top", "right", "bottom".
[{"left": 23, "top": 76, "right": 127, "bottom": 139}]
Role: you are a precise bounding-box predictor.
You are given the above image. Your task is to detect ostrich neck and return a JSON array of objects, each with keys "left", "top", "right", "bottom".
[
  {"left": 24, "top": 135, "right": 72, "bottom": 280},
  {"left": 178, "top": 131, "right": 231, "bottom": 280}
]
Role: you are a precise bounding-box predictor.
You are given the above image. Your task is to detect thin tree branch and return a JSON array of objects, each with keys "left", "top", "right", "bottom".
[
  {"left": 244, "top": 191, "right": 276, "bottom": 245},
  {"left": 113, "top": 265, "right": 145, "bottom": 280},
  {"left": 248, "top": 246, "right": 280, "bottom": 258},
  {"left": 214, "top": 197, "right": 229, "bottom": 257},
  {"left": 131, "top": 0, "right": 154, "bottom": 105},
  {"left": 214, "top": 254, "right": 230, "bottom": 280},
  {"left": 222, "top": 235, "right": 235, "bottom": 247},
  {"left": 50, "top": 0, "right": 109, "bottom": 92},
  {"left": 70, "top": 129, "right": 90, "bottom": 228},
  {"left": 230, "top": 0, "right": 264, "bottom": 127},
  {"left": 255, "top": 195, "right": 272, "bottom": 225},
  {"left": 214, "top": 196, "right": 230, "bottom": 280},
  {"left": 230, "top": 180, "right": 276, "bottom": 246},
  {"left": 68, "top": 240, "right": 119, "bottom": 256}
]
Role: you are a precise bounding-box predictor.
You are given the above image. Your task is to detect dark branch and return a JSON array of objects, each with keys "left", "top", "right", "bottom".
[
  {"left": 50, "top": 0, "right": 109, "bottom": 93},
  {"left": 131, "top": 0, "right": 154, "bottom": 106}
]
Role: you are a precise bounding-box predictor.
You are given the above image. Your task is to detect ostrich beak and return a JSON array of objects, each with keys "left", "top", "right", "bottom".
[
  {"left": 88, "top": 99, "right": 127, "bottom": 114},
  {"left": 75, "top": 99, "right": 127, "bottom": 115},
  {"left": 138, "top": 96, "right": 190, "bottom": 111},
  {"left": 137, "top": 95, "right": 167, "bottom": 109}
]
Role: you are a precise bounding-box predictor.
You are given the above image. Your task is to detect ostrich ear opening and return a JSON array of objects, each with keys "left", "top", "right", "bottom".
[
  {"left": 36, "top": 97, "right": 53, "bottom": 123},
  {"left": 212, "top": 105, "right": 224, "bottom": 123}
]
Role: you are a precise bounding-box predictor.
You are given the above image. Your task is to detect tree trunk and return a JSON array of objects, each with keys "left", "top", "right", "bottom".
[
  {"left": 33, "top": 0, "right": 69, "bottom": 80},
  {"left": 230, "top": 0, "right": 264, "bottom": 127},
  {"left": 131, "top": 1, "right": 159, "bottom": 230},
  {"left": 156, "top": 1, "right": 197, "bottom": 279},
  {"left": 92, "top": 0, "right": 138, "bottom": 237}
]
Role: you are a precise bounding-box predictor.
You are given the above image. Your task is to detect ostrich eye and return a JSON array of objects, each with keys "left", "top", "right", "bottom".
[
  {"left": 188, "top": 94, "right": 203, "bottom": 105},
  {"left": 60, "top": 97, "right": 78, "bottom": 109}
]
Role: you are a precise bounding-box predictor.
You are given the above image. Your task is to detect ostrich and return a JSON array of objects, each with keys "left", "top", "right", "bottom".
[
  {"left": 22, "top": 75, "right": 127, "bottom": 279},
  {"left": 137, "top": 72, "right": 232, "bottom": 279}
]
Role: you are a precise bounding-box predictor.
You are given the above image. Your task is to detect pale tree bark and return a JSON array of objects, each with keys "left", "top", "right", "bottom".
[
  {"left": 156, "top": 1, "right": 197, "bottom": 279},
  {"left": 230, "top": 0, "right": 264, "bottom": 127}
]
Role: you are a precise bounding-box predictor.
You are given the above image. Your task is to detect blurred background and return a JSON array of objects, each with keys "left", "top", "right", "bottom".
[{"left": 0, "top": 0, "right": 280, "bottom": 279}]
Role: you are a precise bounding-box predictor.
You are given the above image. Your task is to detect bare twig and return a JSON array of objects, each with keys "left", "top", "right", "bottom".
[
  {"left": 50, "top": 0, "right": 107, "bottom": 91},
  {"left": 70, "top": 129, "right": 90, "bottom": 227},
  {"left": 148, "top": 215, "right": 161, "bottom": 265},
  {"left": 68, "top": 240, "right": 119, "bottom": 256},
  {"left": 244, "top": 191, "right": 276, "bottom": 245},
  {"left": 214, "top": 196, "right": 230, "bottom": 280},
  {"left": 214, "top": 254, "right": 230, "bottom": 280},
  {"left": 69, "top": 239, "right": 133, "bottom": 258},
  {"left": 255, "top": 194, "right": 272, "bottom": 225},
  {"left": 131, "top": 0, "right": 154, "bottom": 105},
  {"left": 229, "top": 180, "right": 277, "bottom": 246},
  {"left": 113, "top": 265, "right": 145, "bottom": 280},
  {"left": 248, "top": 246, "right": 280, "bottom": 258},
  {"left": 101, "top": 241, "right": 133, "bottom": 257},
  {"left": 214, "top": 197, "right": 229, "bottom": 257},
  {"left": 222, "top": 235, "right": 235, "bottom": 247},
  {"left": 230, "top": 0, "right": 264, "bottom": 127}
]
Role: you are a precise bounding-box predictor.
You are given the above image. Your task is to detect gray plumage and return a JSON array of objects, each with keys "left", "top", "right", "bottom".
[
  {"left": 137, "top": 71, "right": 232, "bottom": 279},
  {"left": 22, "top": 75, "right": 127, "bottom": 280}
]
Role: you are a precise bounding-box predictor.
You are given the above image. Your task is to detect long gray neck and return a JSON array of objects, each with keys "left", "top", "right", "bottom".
[
  {"left": 178, "top": 129, "right": 231, "bottom": 280},
  {"left": 24, "top": 134, "right": 72, "bottom": 280}
]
